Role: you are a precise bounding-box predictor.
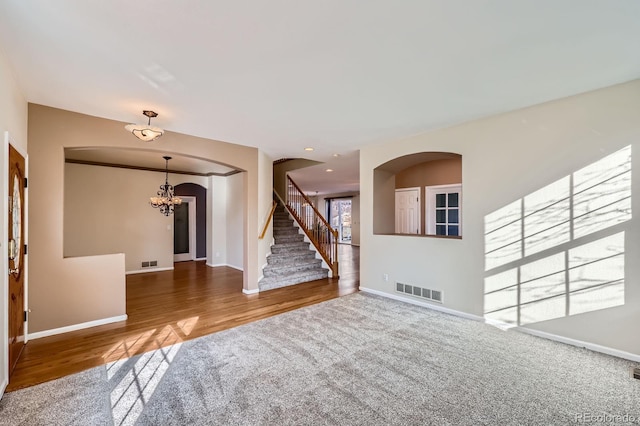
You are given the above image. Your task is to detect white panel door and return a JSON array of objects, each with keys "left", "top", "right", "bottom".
[{"left": 395, "top": 188, "right": 420, "bottom": 234}]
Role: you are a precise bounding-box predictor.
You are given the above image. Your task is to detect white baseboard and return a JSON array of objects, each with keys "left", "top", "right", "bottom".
[
  {"left": 28, "top": 314, "right": 128, "bottom": 340},
  {"left": 517, "top": 327, "right": 640, "bottom": 363},
  {"left": 206, "top": 263, "right": 243, "bottom": 272},
  {"left": 359, "top": 286, "right": 484, "bottom": 322},
  {"left": 242, "top": 288, "right": 260, "bottom": 295},
  {"left": 126, "top": 267, "right": 173, "bottom": 275},
  {"left": 0, "top": 379, "right": 7, "bottom": 399},
  {"left": 358, "top": 286, "right": 640, "bottom": 363},
  {"left": 227, "top": 264, "right": 243, "bottom": 272}
]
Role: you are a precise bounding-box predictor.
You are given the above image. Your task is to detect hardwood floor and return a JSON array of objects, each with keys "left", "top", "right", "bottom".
[{"left": 7, "top": 245, "right": 359, "bottom": 391}]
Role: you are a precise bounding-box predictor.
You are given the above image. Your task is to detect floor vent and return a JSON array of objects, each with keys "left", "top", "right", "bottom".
[
  {"left": 633, "top": 367, "right": 640, "bottom": 380},
  {"left": 396, "top": 282, "right": 443, "bottom": 303}
]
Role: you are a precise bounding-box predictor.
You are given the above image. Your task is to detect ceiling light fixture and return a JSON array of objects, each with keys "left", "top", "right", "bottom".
[
  {"left": 150, "top": 156, "right": 182, "bottom": 216},
  {"left": 125, "top": 110, "right": 164, "bottom": 142},
  {"left": 326, "top": 168, "right": 334, "bottom": 172},
  {"left": 304, "top": 147, "right": 314, "bottom": 151}
]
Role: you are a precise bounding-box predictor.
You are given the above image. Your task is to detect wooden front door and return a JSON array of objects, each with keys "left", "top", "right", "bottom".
[{"left": 8, "top": 144, "right": 26, "bottom": 375}]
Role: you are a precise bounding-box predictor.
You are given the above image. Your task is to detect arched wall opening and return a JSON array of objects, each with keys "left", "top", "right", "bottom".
[
  {"left": 28, "top": 104, "right": 265, "bottom": 334},
  {"left": 175, "top": 182, "right": 207, "bottom": 260},
  {"left": 373, "top": 152, "right": 462, "bottom": 237}
]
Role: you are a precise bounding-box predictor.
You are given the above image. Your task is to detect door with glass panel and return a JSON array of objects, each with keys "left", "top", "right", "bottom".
[
  {"left": 8, "top": 144, "right": 26, "bottom": 376},
  {"left": 426, "top": 184, "right": 462, "bottom": 237},
  {"left": 329, "top": 198, "right": 352, "bottom": 243}
]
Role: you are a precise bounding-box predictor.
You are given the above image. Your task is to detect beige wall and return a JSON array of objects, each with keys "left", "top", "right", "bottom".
[
  {"left": 208, "top": 175, "right": 228, "bottom": 266},
  {"left": 0, "top": 48, "right": 28, "bottom": 393},
  {"left": 226, "top": 172, "right": 244, "bottom": 270},
  {"left": 395, "top": 158, "right": 462, "bottom": 234},
  {"left": 258, "top": 150, "right": 274, "bottom": 275},
  {"left": 395, "top": 158, "right": 462, "bottom": 189},
  {"left": 273, "top": 158, "right": 321, "bottom": 198},
  {"left": 28, "top": 104, "right": 266, "bottom": 333},
  {"left": 64, "top": 163, "right": 208, "bottom": 272},
  {"left": 361, "top": 79, "right": 640, "bottom": 356}
]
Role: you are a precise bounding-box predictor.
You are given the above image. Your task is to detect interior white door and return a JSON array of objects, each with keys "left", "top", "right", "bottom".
[
  {"left": 173, "top": 196, "right": 196, "bottom": 262},
  {"left": 395, "top": 188, "right": 420, "bottom": 234}
]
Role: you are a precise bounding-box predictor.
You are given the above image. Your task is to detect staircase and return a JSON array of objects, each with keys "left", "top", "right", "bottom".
[{"left": 259, "top": 203, "right": 329, "bottom": 291}]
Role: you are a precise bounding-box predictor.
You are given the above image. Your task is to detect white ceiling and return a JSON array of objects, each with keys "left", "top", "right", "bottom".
[{"left": 1, "top": 1, "right": 639, "bottom": 193}]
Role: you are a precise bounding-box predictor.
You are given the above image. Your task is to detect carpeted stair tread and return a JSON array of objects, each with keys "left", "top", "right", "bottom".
[
  {"left": 273, "top": 234, "right": 305, "bottom": 243},
  {"left": 258, "top": 269, "right": 329, "bottom": 290},
  {"left": 270, "top": 240, "right": 309, "bottom": 249},
  {"left": 272, "top": 226, "right": 300, "bottom": 235},
  {"left": 263, "top": 258, "right": 323, "bottom": 277},
  {"left": 267, "top": 251, "right": 316, "bottom": 265}
]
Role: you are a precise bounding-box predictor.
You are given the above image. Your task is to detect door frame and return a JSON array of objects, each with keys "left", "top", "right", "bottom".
[
  {"left": 2, "top": 131, "right": 28, "bottom": 395},
  {"left": 173, "top": 196, "right": 196, "bottom": 262}
]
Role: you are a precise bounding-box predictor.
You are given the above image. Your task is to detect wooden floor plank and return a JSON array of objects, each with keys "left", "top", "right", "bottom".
[{"left": 7, "top": 245, "right": 359, "bottom": 391}]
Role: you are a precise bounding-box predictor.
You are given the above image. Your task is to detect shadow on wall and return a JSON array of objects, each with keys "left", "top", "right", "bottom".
[{"left": 484, "top": 145, "right": 631, "bottom": 326}]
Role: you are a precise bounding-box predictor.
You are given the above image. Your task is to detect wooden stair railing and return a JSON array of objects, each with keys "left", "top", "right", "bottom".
[
  {"left": 259, "top": 200, "right": 278, "bottom": 239},
  {"left": 281, "top": 176, "right": 339, "bottom": 278}
]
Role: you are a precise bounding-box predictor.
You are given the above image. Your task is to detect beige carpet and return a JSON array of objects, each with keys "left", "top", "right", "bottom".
[{"left": 1, "top": 293, "right": 639, "bottom": 425}]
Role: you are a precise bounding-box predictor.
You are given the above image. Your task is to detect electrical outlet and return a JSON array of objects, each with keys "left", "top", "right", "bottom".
[{"left": 383, "top": 273, "right": 389, "bottom": 282}]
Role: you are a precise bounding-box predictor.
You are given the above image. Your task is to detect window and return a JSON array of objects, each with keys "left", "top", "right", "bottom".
[{"left": 426, "top": 184, "right": 462, "bottom": 237}]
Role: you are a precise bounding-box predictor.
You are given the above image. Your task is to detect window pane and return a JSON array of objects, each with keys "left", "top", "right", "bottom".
[
  {"left": 448, "top": 209, "right": 459, "bottom": 224},
  {"left": 436, "top": 193, "right": 446, "bottom": 208},
  {"left": 436, "top": 209, "right": 446, "bottom": 223},
  {"left": 448, "top": 225, "right": 459, "bottom": 236},
  {"left": 436, "top": 225, "right": 446, "bottom": 235},
  {"left": 448, "top": 193, "right": 459, "bottom": 207}
]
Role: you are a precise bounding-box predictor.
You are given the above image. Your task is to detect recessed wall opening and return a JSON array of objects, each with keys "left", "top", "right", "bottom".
[{"left": 373, "top": 152, "right": 462, "bottom": 237}]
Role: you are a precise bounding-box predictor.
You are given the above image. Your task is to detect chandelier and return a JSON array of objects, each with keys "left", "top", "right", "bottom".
[
  {"left": 125, "top": 110, "right": 164, "bottom": 142},
  {"left": 150, "top": 156, "right": 182, "bottom": 216}
]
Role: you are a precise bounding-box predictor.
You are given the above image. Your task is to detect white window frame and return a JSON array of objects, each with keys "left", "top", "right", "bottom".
[{"left": 426, "top": 184, "right": 462, "bottom": 237}]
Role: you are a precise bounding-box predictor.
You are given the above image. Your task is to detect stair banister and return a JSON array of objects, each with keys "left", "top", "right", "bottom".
[
  {"left": 283, "top": 176, "right": 339, "bottom": 278},
  {"left": 259, "top": 200, "right": 278, "bottom": 239}
]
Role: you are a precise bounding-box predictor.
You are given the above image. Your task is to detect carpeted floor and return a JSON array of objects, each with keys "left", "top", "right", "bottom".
[{"left": 1, "top": 293, "right": 639, "bottom": 425}]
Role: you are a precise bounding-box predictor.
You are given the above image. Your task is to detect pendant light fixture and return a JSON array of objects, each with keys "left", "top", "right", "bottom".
[
  {"left": 125, "top": 110, "right": 164, "bottom": 142},
  {"left": 150, "top": 156, "right": 182, "bottom": 216}
]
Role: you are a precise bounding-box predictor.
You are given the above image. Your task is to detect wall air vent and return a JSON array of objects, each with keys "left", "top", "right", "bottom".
[
  {"left": 633, "top": 367, "right": 640, "bottom": 380},
  {"left": 396, "top": 283, "right": 443, "bottom": 304}
]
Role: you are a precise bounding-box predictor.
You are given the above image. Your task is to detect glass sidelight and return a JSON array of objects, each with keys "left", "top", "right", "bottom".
[
  {"left": 329, "top": 198, "right": 352, "bottom": 243},
  {"left": 174, "top": 202, "right": 190, "bottom": 255}
]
